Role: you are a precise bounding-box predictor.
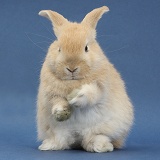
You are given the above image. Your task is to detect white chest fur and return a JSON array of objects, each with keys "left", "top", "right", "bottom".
[{"left": 50, "top": 103, "right": 112, "bottom": 146}]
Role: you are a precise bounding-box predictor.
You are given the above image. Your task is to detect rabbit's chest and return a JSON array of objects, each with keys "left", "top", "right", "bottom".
[{"left": 59, "top": 104, "right": 111, "bottom": 135}]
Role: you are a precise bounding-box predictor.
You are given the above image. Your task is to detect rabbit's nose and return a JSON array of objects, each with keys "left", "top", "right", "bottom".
[{"left": 66, "top": 67, "right": 78, "bottom": 73}]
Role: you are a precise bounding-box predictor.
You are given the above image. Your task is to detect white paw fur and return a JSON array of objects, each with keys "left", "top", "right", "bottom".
[
  {"left": 68, "top": 89, "right": 87, "bottom": 108},
  {"left": 93, "top": 136, "right": 113, "bottom": 153},
  {"left": 84, "top": 135, "right": 113, "bottom": 153},
  {"left": 68, "top": 83, "right": 101, "bottom": 108},
  {"left": 38, "top": 139, "right": 56, "bottom": 151},
  {"left": 38, "top": 138, "right": 69, "bottom": 151}
]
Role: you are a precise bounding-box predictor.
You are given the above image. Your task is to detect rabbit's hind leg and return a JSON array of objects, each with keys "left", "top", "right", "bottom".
[{"left": 82, "top": 134, "right": 114, "bottom": 153}]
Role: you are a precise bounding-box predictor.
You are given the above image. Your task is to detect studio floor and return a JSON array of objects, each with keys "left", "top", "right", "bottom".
[{"left": 0, "top": 95, "right": 160, "bottom": 160}]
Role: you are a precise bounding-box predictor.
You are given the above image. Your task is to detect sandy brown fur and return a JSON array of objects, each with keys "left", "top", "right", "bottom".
[{"left": 37, "top": 6, "right": 134, "bottom": 152}]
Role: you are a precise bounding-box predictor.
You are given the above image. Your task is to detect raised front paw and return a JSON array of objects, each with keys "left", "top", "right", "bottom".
[
  {"left": 67, "top": 84, "right": 99, "bottom": 108},
  {"left": 53, "top": 106, "right": 71, "bottom": 122},
  {"left": 67, "top": 89, "right": 87, "bottom": 108}
]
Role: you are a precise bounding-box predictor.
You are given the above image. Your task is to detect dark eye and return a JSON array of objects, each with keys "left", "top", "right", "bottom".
[
  {"left": 58, "top": 47, "right": 61, "bottom": 52},
  {"left": 85, "top": 45, "right": 89, "bottom": 52}
]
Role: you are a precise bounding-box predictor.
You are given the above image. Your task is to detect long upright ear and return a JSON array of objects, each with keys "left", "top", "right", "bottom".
[
  {"left": 39, "top": 10, "right": 68, "bottom": 37},
  {"left": 81, "top": 6, "right": 109, "bottom": 29}
]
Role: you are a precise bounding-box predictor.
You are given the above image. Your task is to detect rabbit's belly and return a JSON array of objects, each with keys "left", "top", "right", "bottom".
[
  {"left": 70, "top": 105, "right": 111, "bottom": 128},
  {"left": 53, "top": 105, "right": 112, "bottom": 144}
]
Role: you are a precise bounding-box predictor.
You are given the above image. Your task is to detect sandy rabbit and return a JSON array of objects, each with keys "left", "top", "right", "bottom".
[{"left": 37, "top": 6, "right": 134, "bottom": 152}]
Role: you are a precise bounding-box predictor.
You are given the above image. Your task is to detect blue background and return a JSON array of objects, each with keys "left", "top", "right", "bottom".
[{"left": 0, "top": 0, "right": 160, "bottom": 159}]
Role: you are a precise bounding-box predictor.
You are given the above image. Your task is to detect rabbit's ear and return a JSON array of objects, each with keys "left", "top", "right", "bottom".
[
  {"left": 39, "top": 10, "right": 68, "bottom": 36},
  {"left": 81, "top": 6, "right": 109, "bottom": 29}
]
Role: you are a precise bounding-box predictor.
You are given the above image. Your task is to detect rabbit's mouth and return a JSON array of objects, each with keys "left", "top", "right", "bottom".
[
  {"left": 71, "top": 76, "right": 78, "bottom": 80},
  {"left": 62, "top": 75, "right": 83, "bottom": 81},
  {"left": 71, "top": 76, "right": 81, "bottom": 80},
  {"left": 71, "top": 75, "right": 77, "bottom": 80}
]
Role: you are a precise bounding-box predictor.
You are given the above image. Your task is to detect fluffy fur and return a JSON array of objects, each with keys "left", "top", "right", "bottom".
[{"left": 37, "top": 6, "right": 134, "bottom": 152}]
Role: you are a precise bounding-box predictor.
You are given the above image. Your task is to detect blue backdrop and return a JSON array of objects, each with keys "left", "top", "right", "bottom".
[{"left": 0, "top": 0, "right": 160, "bottom": 159}]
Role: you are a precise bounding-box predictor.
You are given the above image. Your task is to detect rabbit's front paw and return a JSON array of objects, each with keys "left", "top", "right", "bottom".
[
  {"left": 68, "top": 91, "right": 87, "bottom": 108},
  {"left": 67, "top": 84, "right": 98, "bottom": 108},
  {"left": 53, "top": 106, "right": 71, "bottom": 121}
]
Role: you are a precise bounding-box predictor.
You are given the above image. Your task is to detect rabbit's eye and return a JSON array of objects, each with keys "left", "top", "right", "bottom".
[
  {"left": 85, "top": 45, "right": 89, "bottom": 52},
  {"left": 58, "top": 47, "right": 61, "bottom": 52}
]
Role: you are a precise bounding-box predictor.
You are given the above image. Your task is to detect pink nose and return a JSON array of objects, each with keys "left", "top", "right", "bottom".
[{"left": 66, "top": 68, "right": 78, "bottom": 73}]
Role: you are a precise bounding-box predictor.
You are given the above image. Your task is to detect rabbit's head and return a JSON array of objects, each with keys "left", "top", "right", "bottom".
[{"left": 39, "top": 6, "right": 109, "bottom": 80}]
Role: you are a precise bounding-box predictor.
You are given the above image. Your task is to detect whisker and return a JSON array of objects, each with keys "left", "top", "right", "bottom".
[
  {"left": 40, "top": 21, "right": 56, "bottom": 38},
  {"left": 107, "top": 45, "right": 128, "bottom": 54},
  {"left": 36, "top": 41, "right": 52, "bottom": 44},
  {"left": 103, "top": 44, "right": 112, "bottom": 50},
  {"left": 25, "top": 32, "right": 47, "bottom": 52},
  {"left": 97, "top": 34, "right": 115, "bottom": 38},
  {"left": 25, "top": 32, "right": 53, "bottom": 41},
  {"left": 102, "top": 45, "right": 112, "bottom": 54}
]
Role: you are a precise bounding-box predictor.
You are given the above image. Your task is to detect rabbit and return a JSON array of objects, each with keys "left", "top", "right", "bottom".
[{"left": 37, "top": 6, "right": 134, "bottom": 153}]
